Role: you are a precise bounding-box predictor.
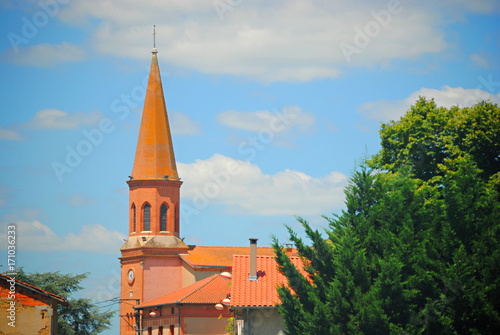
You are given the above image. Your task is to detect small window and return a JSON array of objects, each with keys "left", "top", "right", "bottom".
[
  {"left": 132, "top": 204, "right": 136, "bottom": 232},
  {"left": 160, "top": 204, "right": 168, "bottom": 231},
  {"left": 143, "top": 204, "right": 151, "bottom": 231}
]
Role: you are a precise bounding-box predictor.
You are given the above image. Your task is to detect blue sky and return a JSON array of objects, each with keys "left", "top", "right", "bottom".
[{"left": 0, "top": 0, "right": 499, "bottom": 332}]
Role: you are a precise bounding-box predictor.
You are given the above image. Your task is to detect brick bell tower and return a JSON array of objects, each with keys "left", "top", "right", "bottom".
[{"left": 119, "top": 47, "right": 188, "bottom": 335}]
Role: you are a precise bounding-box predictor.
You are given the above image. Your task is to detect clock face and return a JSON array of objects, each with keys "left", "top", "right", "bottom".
[{"left": 128, "top": 269, "right": 135, "bottom": 283}]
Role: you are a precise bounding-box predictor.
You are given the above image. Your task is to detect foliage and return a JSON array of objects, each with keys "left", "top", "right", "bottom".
[
  {"left": 371, "top": 98, "right": 500, "bottom": 181},
  {"left": 225, "top": 316, "right": 234, "bottom": 335},
  {"left": 13, "top": 268, "right": 114, "bottom": 335},
  {"left": 273, "top": 99, "right": 500, "bottom": 334}
]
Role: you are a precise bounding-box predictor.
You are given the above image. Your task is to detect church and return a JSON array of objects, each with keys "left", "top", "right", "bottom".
[{"left": 118, "top": 47, "right": 301, "bottom": 335}]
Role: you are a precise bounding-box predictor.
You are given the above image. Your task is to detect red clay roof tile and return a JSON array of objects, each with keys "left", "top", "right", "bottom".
[
  {"left": 230, "top": 255, "right": 304, "bottom": 308},
  {"left": 138, "top": 274, "right": 231, "bottom": 308},
  {"left": 181, "top": 246, "right": 277, "bottom": 268}
]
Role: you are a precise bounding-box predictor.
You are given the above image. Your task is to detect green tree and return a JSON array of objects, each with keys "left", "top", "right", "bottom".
[
  {"left": 14, "top": 268, "right": 114, "bottom": 335},
  {"left": 274, "top": 99, "right": 500, "bottom": 334},
  {"left": 371, "top": 98, "right": 500, "bottom": 181}
]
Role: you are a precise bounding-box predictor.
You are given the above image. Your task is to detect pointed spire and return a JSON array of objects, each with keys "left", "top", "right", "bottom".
[{"left": 131, "top": 49, "right": 179, "bottom": 180}]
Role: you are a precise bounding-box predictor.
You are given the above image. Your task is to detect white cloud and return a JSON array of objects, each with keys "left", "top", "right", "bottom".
[
  {"left": 0, "top": 109, "right": 104, "bottom": 139},
  {"left": 0, "top": 221, "right": 125, "bottom": 253},
  {"left": 178, "top": 154, "right": 347, "bottom": 216},
  {"left": 65, "top": 194, "right": 97, "bottom": 206},
  {"left": 54, "top": 0, "right": 467, "bottom": 81},
  {"left": 216, "top": 105, "right": 315, "bottom": 146},
  {"left": 0, "top": 126, "right": 22, "bottom": 141},
  {"left": 218, "top": 110, "right": 274, "bottom": 132},
  {"left": 470, "top": 53, "right": 490, "bottom": 69},
  {"left": 28, "top": 109, "right": 103, "bottom": 129},
  {"left": 358, "top": 86, "right": 500, "bottom": 122},
  {"left": 170, "top": 110, "right": 201, "bottom": 135},
  {"left": 2, "top": 42, "right": 85, "bottom": 67}
]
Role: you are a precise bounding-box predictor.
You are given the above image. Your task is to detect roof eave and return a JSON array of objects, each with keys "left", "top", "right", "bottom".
[
  {"left": 136, "top": 301, "right": 221, "bottom": 310},
  {"left": 0, "top": 274, "right": 68, "bottom": 305},
  {"left": 231, "top": 305, "right": 279, "bottom": 309}
]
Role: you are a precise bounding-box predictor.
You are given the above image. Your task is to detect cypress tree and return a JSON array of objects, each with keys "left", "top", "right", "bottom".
[{"left": 273, "top": 100, "right": 500, "bottom": 334}]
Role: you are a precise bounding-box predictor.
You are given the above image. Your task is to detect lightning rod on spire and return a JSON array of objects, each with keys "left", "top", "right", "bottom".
[{"left": 152, "top": 25, "right": 158, "bottom": 54}]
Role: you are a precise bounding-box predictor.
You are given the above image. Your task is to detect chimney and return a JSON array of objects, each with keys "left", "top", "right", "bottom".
[
  {"left": 285, "top": 243, "right": 294, "bottom": 256},
  {"left": 249, "top": 238, "right": 258, "bottom": 281}
]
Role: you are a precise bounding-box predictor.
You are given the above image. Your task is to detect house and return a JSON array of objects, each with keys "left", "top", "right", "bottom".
[
  {"left": 180, "top": 246, "right": 276, "bottom": 287},
  {"left": 135, "top": 274, "right": 232, "bottom": 335},
  {"left": 121, "top": 241, "right": 278, "bottom": 334},
  {"left": 0, "top": 273, "right": 68, "bottom": 335},
  {"left": 229, "top": 240, "right": 303, "bottom": 335}
]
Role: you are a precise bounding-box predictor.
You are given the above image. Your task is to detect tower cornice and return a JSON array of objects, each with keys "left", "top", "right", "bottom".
[
  {"left": 120, "top": 248, "right": 189, "bottom": 260},
  {"left": 127, "top": 179, "right": 183, "bottom": 188}
]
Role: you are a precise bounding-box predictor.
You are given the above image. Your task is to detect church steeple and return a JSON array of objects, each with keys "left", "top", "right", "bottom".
[
  {"left": 120, "top": 46, "right": 187, "bottom": 335},
  {"left": 126, "top": 47, "right": 183, "bottom": 237},
  {"left": 131, "top": 48, "right": 179, "bottom": 180}
]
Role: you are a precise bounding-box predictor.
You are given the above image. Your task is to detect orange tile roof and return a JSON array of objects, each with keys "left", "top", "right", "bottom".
[
  {"left": 137, "top": 274, "right": 231, "bottom": 308},
  {"left": 0, "top": 273, "right": 68, "bottom": 305},
  {"left": 131, "top": 50, "right": 179, "bottom": 180},
  {"left": 230, "top": 255, "right": 304, "bottom": 308},
  {"left": 181, "top": 246, "right": 277, "bottom": 268}
]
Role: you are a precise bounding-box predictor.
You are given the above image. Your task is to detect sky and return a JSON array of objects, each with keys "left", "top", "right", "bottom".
[{"left": 0, "top": 0, "right": 499, "bottom": 333}]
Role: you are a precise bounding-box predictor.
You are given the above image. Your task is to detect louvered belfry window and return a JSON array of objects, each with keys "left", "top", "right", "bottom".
[
  {"left": 132, "top": 204, "right": 136, "bottom": 232},
  {"left": 160, "top": 204, "right": 168, "bottom": 231},
  {"left": 143, "top": 203, "right": 151, "bottom": 231}
]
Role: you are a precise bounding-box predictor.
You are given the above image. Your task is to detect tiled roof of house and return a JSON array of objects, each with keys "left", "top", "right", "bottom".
[
  {"left": 137, "top": 274, "right": 231, "bottom": 308},
  {"left": 230, "top": 255, "right": 304, "bottom": 308},
  {"left": 181, "top": 246, "right": 277, "bottom": 268},
  {"left": 0, "top": 273, "right": 68, "bottom": 305}
]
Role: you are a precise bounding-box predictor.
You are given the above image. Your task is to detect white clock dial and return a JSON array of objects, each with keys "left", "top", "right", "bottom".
[{"left": 128, "top": 269, "right": 135, "bottom": 283}]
